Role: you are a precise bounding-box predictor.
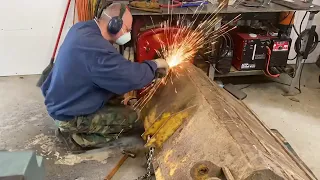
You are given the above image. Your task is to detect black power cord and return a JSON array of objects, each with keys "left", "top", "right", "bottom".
[
  {"left": 215, "top": 33, "right": 234, "bottom": 74},
  {"left": 288, "top": 12, "right": 317, "bottom": 60},
  {"left": 299, "top": 11, "right": 308, "bottom": 34},
  {"left": 284, "top": 11, "right": 318, "bottom": 93},
  {"left": 293, "top": 26, "right": 318, "bottom": 93},
  {"left": 292, "top": 29, "right": 318, "bottom": 93},
  {"left": 288, "top": 55, "right": 297, "bottom": 61},
  {"left": 294, "top": 29, "right": 319, "bottom": 57}
]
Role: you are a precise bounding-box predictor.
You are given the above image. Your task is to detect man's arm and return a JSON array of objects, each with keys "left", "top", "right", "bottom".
[{"left": 90, "top": 50, "right": 157, "bottom": 95}]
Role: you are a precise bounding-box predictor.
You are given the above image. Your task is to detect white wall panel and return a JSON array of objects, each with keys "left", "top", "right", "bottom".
[
  {"left": 0, "top": 0, "right": 75, "bottom": 76},
  {"left": 0, "top": 0, "right": 319, "bottom": 75}
]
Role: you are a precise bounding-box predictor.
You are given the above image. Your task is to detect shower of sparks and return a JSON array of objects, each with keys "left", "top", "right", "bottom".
[
  {"left": 153, "top": 1, "right": 241, "bottom": 68},
  {"left": 134, "top": 0, "right": 241, "bottom": 111}
]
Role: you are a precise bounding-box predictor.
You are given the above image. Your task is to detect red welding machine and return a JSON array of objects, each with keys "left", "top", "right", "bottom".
[{"left": 232, "top": 33, "right": 290, "bottom": 71}]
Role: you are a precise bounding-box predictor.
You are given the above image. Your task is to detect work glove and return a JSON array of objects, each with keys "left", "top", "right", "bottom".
[{"left": 153, "top": 58, "right": 169, "bottom": 78}]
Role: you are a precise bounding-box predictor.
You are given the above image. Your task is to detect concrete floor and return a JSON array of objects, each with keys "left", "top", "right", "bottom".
[
  {"left": 241, "top": 64, "right": 320, "bottom": 178},
  {"left": 0, "top": 64, "right": 319, "bottom": 179},
  {"left": 0, "top": 75, "right": 147, "bottom": 180}
]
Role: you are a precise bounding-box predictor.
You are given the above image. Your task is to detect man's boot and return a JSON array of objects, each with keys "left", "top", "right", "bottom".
[{"left": 55, "top": 128, "right": 86, "bottom": 154}]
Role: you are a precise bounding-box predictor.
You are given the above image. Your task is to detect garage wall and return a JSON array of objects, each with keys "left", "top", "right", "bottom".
[
  {"left": 0, "top": 1, "right": 319, "bottom": 76},
  {"left": 0, "top": 0, "right": 75, "bottom": 76}
]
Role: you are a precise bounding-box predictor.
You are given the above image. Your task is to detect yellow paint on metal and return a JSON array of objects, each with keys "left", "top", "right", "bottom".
[
  {"left": 169, "top": 165, "right": 178, "bottom": 176},
  {"left": 162, "top": 149, "right": 178, "bottom": 176},
  {"left": 146, "top": 111, "right": 189, "bottom": 147},
  {"left": 142, "top": 111, "right": 172, "bottom": 140},
  {"left": 155, "top": 168, "right": 165, "bottom": 180},
  {"left": 164, "top": 149, "right": 173, "bottom": 162},
  {"left": 143, "top": 107, "right": 157, "bottom": 131},
  {"left": 182, "top": 156, "right": 188, "bottom": 163}
]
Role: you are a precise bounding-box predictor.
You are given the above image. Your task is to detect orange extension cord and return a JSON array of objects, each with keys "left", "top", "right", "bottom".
[{"left": 76, "top": 0, "right": 97, "bottom": 22}]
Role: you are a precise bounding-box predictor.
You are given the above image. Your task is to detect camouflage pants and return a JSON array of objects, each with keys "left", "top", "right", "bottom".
[{"left": 56, "top": 105, "right": 138, "bottom": 147}]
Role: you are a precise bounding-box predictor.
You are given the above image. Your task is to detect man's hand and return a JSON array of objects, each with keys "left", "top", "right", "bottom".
[{"left": 153, "top": 58, "right": 169, "bottom": 77}]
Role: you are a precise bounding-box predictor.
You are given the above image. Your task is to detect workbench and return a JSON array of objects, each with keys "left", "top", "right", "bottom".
[
  {"left": 130, "top": 1, "right": 320, "bottom": 95},
  {"left": 131, "top": 1, "right": 320, "bottom": 15}
]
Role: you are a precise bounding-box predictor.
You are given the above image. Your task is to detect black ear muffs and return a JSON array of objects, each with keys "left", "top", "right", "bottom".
[
  {"left": 108, "top": 17, "right": 123, "bottom": 34},
  {"left": 107, "top": 4, "right": 126, "bottom": 35}
]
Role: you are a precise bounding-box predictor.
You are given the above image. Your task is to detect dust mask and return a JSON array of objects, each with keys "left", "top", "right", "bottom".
[{"left": 115, "top": 32, "right": 131, "bottom": 45}]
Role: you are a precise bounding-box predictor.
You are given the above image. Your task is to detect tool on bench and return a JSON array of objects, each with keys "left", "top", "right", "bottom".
[
  {"left": 104, "top": 150, "right": 136, "bottom": 180},
  {"left": 129, "top": 6, "right": 163, "bottom": 12},
  {"left": 178, "top": 0, "right": 209, "bottom": 7},
  {"left": 162, "top": 0, "right": 208, "bottom": 7},
  {"left": 36, "top": 0, "right": 72, "bottom": 87},
  {"left": 272, "top": 0, "right": 314, "bottom": 9},
  {"left": 129, "top": 1, "right": 162, "bottom": 12},
  {"left": 130, "top": 1, "right": 160, "bottom": 8},
  {"left": 159, "top": 0, "right": 182, "bottom": 8}
]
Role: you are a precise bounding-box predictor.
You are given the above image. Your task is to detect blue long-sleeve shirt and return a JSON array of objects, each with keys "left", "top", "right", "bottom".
[{"left": 41, "top": 20, "right": 157, "bottom": 121}]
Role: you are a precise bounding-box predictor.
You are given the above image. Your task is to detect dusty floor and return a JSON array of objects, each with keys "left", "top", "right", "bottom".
[
  {"left": 0, "top": 64, "right": 319, "bottom": 179},
  {"left": 241, "top": 64, "right": 320, "bottom": 178},
  {"left": 0, "top": 75, "right": 147, "bottom": 180}
]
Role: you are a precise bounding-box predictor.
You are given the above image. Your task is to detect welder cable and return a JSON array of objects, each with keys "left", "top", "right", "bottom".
[
  {"left": 265, "top": 47, "right": 280, "bottom": 78},
  {"left": 287, "top": 11, "right": 318, "bottom": 60},
  {"left": 299, "top": 11, "right": 308, "bottom": 34},
  {"left": 294, "top": 29, "right": 318, "bottom": 57},
  {"left": 227, "top": 33, "right": 234, "bottom": 50},
  {"left": 213, "top": 35, "right": 227, "bottom": 74},
  {"left": 215, "top": 33, "right": 233, "bottom": 74},
  {"left": 218, "top": 33, "right": 233, "bottom": 61},
  {"left": 288, "top": 55, "right": 297, "bottom": 61},
  {"left": 285, "top": 12, "right": 297, "bottom": 61},
  {"left": 219, "top": 35, "right": 229, "bottom": 59},
  {"left": 293, "top": 24, "right": 300, "bottom": 36}
]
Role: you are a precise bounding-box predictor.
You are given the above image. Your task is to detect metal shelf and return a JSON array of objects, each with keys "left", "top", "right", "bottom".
[{"left": 215, "top": 66, "right": 265, "bottom": 77}]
